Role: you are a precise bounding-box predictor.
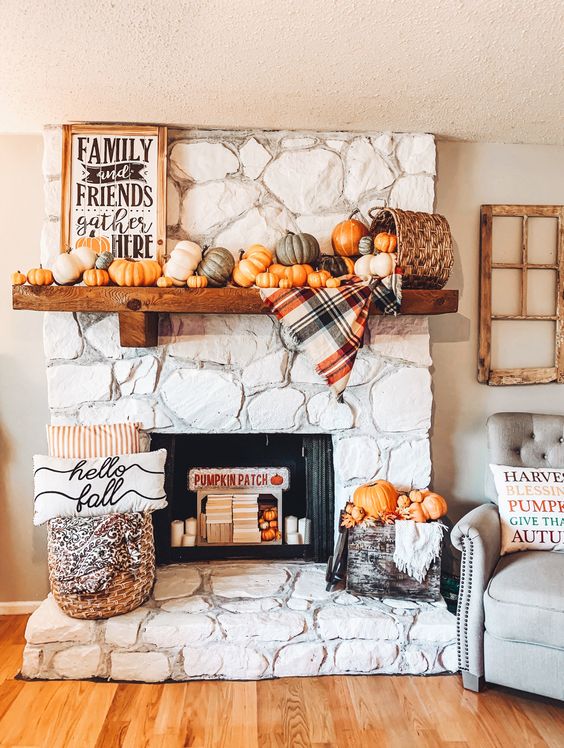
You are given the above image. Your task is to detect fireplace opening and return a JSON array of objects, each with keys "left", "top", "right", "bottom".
[{"left": 151, "top": 433, "right": 334, "bottom": 564}]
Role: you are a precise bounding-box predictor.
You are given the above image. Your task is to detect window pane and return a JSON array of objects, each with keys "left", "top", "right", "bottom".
[
  {"left": 492, "top": 217, "right": 522, "bottom": 264},
  {"left": 527, "top": 270, "right": 557, "bottom": 316},
  {"left": 528, "top": 217, "right": 558, "bottom": 265},
  {"left": 491, "top": 320, "right": 555, "bottom": 369},
  {"left": 491, "top": 269, "right": 521, "bottom": 316}
]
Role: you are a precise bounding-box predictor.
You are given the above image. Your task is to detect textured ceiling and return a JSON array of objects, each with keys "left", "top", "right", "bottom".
[{"left": 1, "top": 0, "right": 562, "bottom": 143}]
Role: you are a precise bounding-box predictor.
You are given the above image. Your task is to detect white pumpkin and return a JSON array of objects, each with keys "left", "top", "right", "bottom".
[
  {"left": 354, "top": 255, "right": 374, "bottom": 278},
  {"left": 163, "top": 262, "right": 186, "bottom": 286},
  {"left": 72, "top": 247, "right": 97, "bottom": 273},
  {"left": 354, "top": 252, "right": 396, "bottom": 279},
  {"left": 371, "top": 252, "right": 396, "bottom": 278},
  {"left": 51, "top": 251, "right": 83, "bottom": 285},
  {"left": 166, "top": 241, "right": 202, "bottom": 282}
]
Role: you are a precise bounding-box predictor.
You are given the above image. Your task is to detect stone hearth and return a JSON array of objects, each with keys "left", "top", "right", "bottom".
[{"left": 22, "top": 561, "right": 457, "bottom": 681}]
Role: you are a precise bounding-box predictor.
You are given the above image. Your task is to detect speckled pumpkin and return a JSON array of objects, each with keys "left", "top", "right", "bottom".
[{"left": 187, "top": 275, "right": 208, "bottom": 288}]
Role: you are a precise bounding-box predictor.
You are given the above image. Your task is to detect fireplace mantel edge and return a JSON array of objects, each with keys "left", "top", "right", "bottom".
[{"left": 13, "top": 286, "right": 459, "bottom": 347}]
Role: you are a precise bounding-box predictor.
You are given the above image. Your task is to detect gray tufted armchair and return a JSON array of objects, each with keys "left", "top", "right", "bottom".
[{"left": 451, "top": 412, "right": 564, "bottom": 701}]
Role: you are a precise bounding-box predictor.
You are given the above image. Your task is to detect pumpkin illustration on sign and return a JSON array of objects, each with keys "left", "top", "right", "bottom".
[
  {"left": 76, "top": 233, "right": 111, "bottom": 255},
  {"left": 270, "top": 474, "right": 284, "bottom": 486}
]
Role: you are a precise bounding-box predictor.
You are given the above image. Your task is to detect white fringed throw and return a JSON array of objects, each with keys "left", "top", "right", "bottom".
[{"left": 393, "top": 520, "right": 445, "bottom": 582}]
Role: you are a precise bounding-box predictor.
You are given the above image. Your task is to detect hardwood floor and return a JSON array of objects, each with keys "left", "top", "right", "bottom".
[{"left": 0, "top": 615, "right": 562, "bottom": 747}]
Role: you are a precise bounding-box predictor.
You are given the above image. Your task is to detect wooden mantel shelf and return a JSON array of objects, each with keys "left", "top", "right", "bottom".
[{"left": 13, "top": 286, "right": 459, "bottom": 348}]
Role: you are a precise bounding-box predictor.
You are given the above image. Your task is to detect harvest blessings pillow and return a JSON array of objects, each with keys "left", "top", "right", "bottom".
[
  {"left": 33, "top": 449, "right": 168, "bottom": 526},
  {"left": 490, "top": 464, "right": 564, "bottom": 555}
]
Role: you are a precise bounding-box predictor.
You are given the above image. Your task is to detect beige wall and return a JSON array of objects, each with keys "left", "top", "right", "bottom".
[
  {"left": 432, "top": 141, "right": 564, "bottom": 521},
  {"left": 0, "top": 134, "right": 49, "bottom": 601},
  {"left": 1, "top": 135, "right": 564, "bottom": 600}
]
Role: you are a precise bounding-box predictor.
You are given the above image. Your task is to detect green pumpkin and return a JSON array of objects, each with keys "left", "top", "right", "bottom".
[
  {"left": 358, "top": 236, "right": 374, "bottom": 255},
  {"left": 95, "top": 251, "right": 114, "bottom": 270},
  {"left": 275, "top": 232, "right": 320, "bottom": 266},
  {"left": 318, "top": 255, "right": 354, "bottom": 276},
  {"left": 196, "top": 246, "right": 235, "bottom": 287}
]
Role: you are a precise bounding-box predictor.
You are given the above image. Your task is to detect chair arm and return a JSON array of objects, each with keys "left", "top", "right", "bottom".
[{"left": 450, "top": 503, "right": 501, "bottom": 679}]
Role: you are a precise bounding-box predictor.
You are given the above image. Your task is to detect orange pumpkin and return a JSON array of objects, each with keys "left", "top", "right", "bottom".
[
  {"left": 76, "top": 234, "right": 111, "bottom": 254},
  {"left": 261, "top": 528, "right": 277, "bottom": 542},
  {"left": 279, "top": 278, "right": 293, "bottom": 289},
  {"left": 156, "top": 276, "right": 174, "bottom": 288},
  {"left": 373, "top": 232, "right": 397, "bottom": 253},
  {"left": 353, "top": 480, "right": 399, "bottom": 518},
  {"left": 232, "top": 257, "right": 263, "bottom": 287},
  {"left": 307, "top": 270, "right": 331, "bottom": 288},
  {"left": 27, "top": 266, "right": 54, "bottom": 286},
  {"left": 331, "top": 212, "right": 369, "bottom": 256},
  {"left": 108, "top": 259, "right": 162, "bottom": 287},
  {"left": 187, "top": 275, "right": 208, "bottom": 288},
  {"left": 11, "top": 270, "right": 26, "bottom": 285},
  {"left": 271, "top": 474, "right": 284, "bottom": 486},
  {"left": 255, "top": 272, "right": 279, "bottom": 288},
  {"left": 326, "top": 277, "right": 341, "bottom": 288},
  {"left": 284, "top": 264, "right": 311, "bottom": 287},
  {"left": 269, "top": 263, "right": 287, "bottom": 280},
  {"left": 83, "top": 268, "right": 109, "bottom": 286},
  {"left": 262, "top": 508, "right": 277, "bottom": 521},
  {"left": 269, "top": 520, "right": 278, "bottom": 528},
  {"left": 242, "top": 244, "right": 273, "bottom": 270}
]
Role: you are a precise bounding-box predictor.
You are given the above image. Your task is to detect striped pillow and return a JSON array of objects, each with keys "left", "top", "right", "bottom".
[{"left": 47, "top": 423, "right": 141, "bottom": 458}]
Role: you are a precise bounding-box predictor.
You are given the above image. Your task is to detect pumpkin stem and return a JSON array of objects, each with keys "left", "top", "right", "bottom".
[{"left": 348, "top": 209, "right": 361, "bottom": 220}]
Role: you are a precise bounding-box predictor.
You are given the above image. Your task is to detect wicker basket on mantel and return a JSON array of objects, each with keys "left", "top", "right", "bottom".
[
  {"left": 368, "top": 207, "right": 454, "bottom": 289},
  {"left": 48, "top": 512, "right": 155, "bottom": 620}
]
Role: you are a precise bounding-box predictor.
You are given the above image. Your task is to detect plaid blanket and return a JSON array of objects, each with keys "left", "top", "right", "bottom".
[{"left": 260, "top": 274, "right": 402, "bottom": 398}]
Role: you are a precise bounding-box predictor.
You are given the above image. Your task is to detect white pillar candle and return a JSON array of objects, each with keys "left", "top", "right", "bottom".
[
  {"left": 298, "top": 518, "right": 311, "bottom": 544},
  {"left": 181, "top": 534, "right": 196, "bottom": 547},
  {"left": 185, "top": 517, "right": 198, "bottom": 536},
  {"left": 286, "top": 532, "right": 301, "bottom": 545},
  {"left": 285, "top": 515, "right": 298, "bottom": 535},
  {"left": 170, "top": 520, "right": 184, "bottom": 547}
]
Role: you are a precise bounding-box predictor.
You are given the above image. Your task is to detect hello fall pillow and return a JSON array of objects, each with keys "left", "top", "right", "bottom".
[
  {"left": 33, "top": 449, "right": 168, "bottom": 526},
  {"left": 490, "top": 464, "right": 564, "bottom": 555}
]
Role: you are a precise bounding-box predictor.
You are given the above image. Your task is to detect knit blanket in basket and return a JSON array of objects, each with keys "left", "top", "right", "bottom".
[
  {"left": 260, "top": 274, "right": 402, "bottom": 398},
  {"left": 48, "top": 513, "right": 145, "bottom": 595}
]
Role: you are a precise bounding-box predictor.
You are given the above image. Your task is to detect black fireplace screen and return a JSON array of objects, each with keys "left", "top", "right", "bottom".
[{"left": 151, "top": 433, "right": 334, "bottom": 564}]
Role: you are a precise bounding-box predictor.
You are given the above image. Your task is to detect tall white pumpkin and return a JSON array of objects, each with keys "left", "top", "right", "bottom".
[{"left": 166, "top": 241, "right": 202, "bottom": 282}]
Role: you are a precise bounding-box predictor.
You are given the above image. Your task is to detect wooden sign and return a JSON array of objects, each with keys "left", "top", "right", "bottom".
[
  {"left": 188, "top": 467, "right": 290, "bottom": 492},
  {"left": 60, "top": 124, "right": 167, "bottom": 262}
]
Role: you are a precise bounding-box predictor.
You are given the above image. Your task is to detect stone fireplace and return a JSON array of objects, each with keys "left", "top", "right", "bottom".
[{"left": 21, "top": 125, "right": 457, "bottom": 682}]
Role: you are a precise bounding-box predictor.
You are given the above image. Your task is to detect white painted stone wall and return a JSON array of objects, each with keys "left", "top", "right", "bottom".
[{"left": 41, "top": 127, "right": 436, "bottom": 532}]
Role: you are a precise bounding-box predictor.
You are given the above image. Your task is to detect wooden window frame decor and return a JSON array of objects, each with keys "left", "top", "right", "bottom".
[
  {"left": 479, "top": 204, "right": 564, "bottom": 385},
  {"left": 60, "top": 123, "right": 167, "bottom": 263}
]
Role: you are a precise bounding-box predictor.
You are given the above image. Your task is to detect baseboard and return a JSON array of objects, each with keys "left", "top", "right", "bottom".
[{"left": 0, "top": 601, "right": 41, "bottom": 615}]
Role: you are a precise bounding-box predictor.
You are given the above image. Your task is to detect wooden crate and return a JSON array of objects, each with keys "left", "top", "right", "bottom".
[{"left": 346, "top": 524, "right": 441, "bottom": 601}]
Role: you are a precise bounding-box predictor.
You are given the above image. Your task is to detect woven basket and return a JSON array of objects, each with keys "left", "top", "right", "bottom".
[
  {"left": 368, "top": 207, "right": 453, "bottom": 289},
  {"left": 48, "top": 512, "right": 155, "bottom": 620}
]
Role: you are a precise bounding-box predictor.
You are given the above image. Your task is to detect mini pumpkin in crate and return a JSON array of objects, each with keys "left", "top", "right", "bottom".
[{"left": 353, "top": 480, "right": 398, "bottom": 518}]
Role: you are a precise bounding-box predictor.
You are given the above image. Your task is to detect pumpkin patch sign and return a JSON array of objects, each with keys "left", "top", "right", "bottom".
[{"left": 60, "top": 124, "right": 167, "bottom": 262}]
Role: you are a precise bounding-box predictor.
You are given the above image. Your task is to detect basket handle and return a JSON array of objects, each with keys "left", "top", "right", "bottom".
[{"left": 368, "top": 203, "right": 388, "bottom": 220}]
